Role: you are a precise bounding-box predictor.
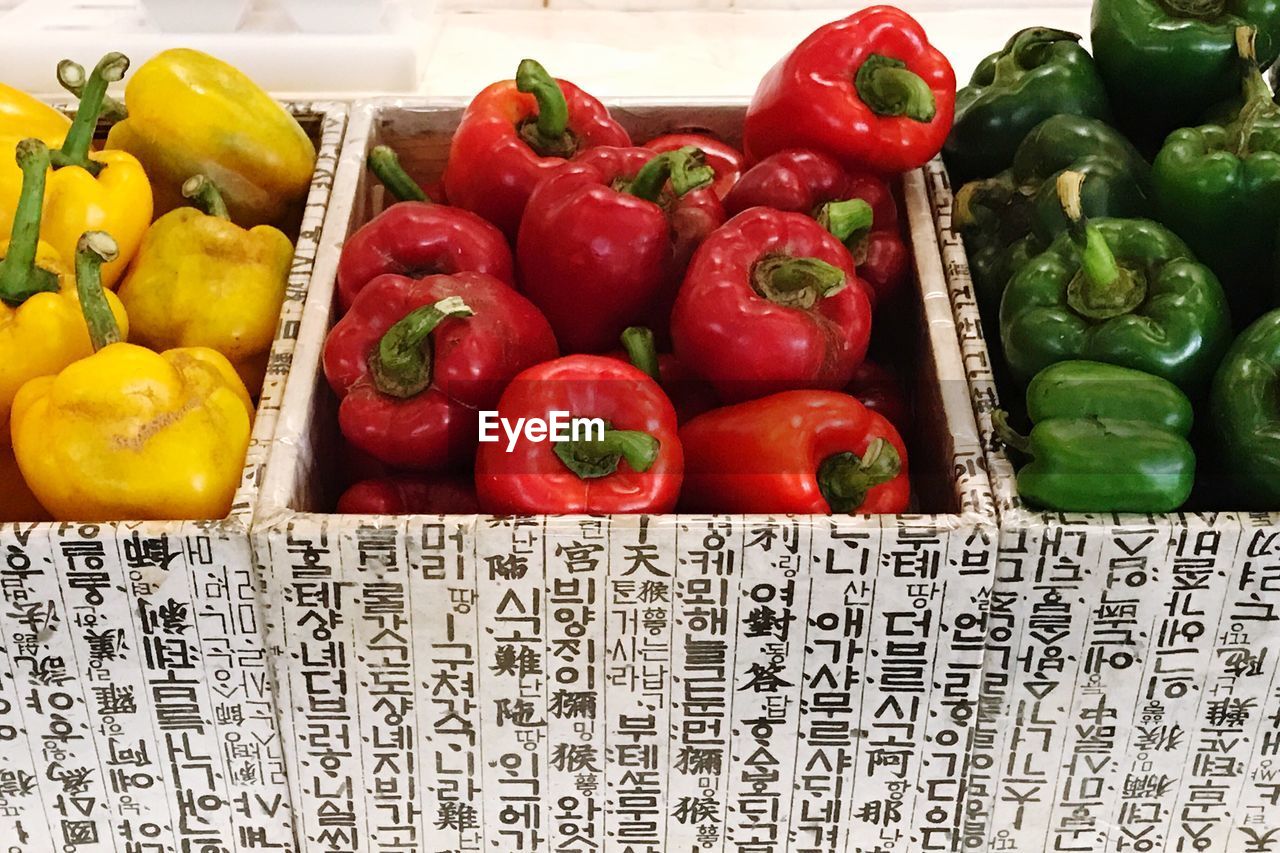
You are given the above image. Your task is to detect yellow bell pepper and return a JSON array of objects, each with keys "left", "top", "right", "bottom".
[
  {"left": 118, "top": 175, "right": 291, "bottom": 393},
  {"left": 0, "top": 55, "right": 152, "bottom": 289},
  {"left": 0, "top": 138, "right": 129, "bottom": 437},
  {"left": 106, "top": 48, "right": 315, "bottom": 227},
  {"left": 0, "top": 82, "right": 69, "bottom": 145},
  {"left": 11, "top": 232, "right": 252, "bottom": 522},
  {"left": 0, "top": 444, "right": 49, "bottom": 521}
]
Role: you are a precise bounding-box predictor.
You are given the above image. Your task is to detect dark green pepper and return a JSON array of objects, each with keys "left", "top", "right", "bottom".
[
  {"left": 1000, "top": 171, "right": 1232, "bottom": 395},
  {"left": 1091, "top": 0, "right": 1280, "bottom": 148},
  {"left": 993, "top": 410, "right": 1195, "bottom": 512},
  {"left": 1154, "top": 26, "right": 1280, "bottom": 329},
  {"left": 1027, "top": 359, "right": 1194, "bottom": 435},
  {"left": 1210, "top": 307, "right": 1280, "bottom": 506},
  {"left": 956, "top": 115, "right": 1152, "bottom": 325},
  {"left": 945, "top": 27, "right": 1112, "bottom": 185}
]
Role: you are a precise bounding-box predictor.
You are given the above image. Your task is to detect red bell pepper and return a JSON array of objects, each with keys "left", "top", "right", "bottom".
[
  {"left": 671, "top": 208, "right": 872, "bottom": 403},
  {"left": 442, "top": 59, "right": 631, "bottom": 239},
  {"left": 323, "top": 271, "right": 558, "bottom": 469},
  {"left": 679, "top": 390, "right": 909, "bottom": 514},
  {"left": 742, "top": 6, "right": 956, "bottom": 173},
  {"left": 724, "top": 148, "right": 909, "bottom": 307},
  {"left": 475, "top": 355, "right": 683, "bottom": 514},
  {"left": 338, "top": 475, "right": 481, "bottom": 514},
  {"left": 644, "top": 132, "right": 743, "bottom": 199},
  {"left": 845, "top": 359, "right": 910, "bottom": 434},
  {"left": 337, "top": 146, "right": 515, "bottom": 313},
  {"left": 606, "top": 326, "right": 718, "bottom": 424},
  {"left": 517, "top": 144, "right": 724, "bottom": 353}
]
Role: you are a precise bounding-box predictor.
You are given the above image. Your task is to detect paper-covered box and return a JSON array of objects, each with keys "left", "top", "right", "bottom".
[
  {"left": 925, "top": 160, "right": 1280, "bottom": 851},
  {"left": 0, "top": 103, "right": 347, "bottom": 852},
  {"left": 252, "top": 99, "right": 999, "bottom": 853}
]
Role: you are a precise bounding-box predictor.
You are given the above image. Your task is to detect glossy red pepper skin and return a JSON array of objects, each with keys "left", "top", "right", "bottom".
[
  {"left": 644, "top": 133, "right": 743, "bottom": 199},
  {"left": 442, "top": 79, "right": 631, "bottom": 239},
  {"left": 671, "top": 209, "right": 872, "bottom": 404},
  {"left": 517, "top": 146, "right": 725, "bottom": 353},
  {"left": 679, "top": 390, "right": 910, "bottom": 514},
  {"left": 845, "top": 359, "right": 910, "bottom": 434},
  {"left": 724, "top": 148, "right": 909, "bottom": 307},
  {"left": 603, "top": 349, "right": 718, "bottom": 424},
  {"left": 337, "top": 475, "right": 481, "bottom": 514},
  {"left": 475, "top": 355, "right": 683, "bottom": 514},
  {"left": 336, "top": 201, "right": 515, "bottom": 313},
  {"left": 743, "top": 6, "right": 956, "bottom": 173},
  {"left": 323, "top": 271, "right": 558, "bottom": 470}
]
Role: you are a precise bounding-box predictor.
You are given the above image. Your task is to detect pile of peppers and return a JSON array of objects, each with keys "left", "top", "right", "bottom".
[
  {"left": 2, "top": 48, "right": 317, "bottom": 522},
  {"left": 948, "top": 5, "right": 1280, "bottom": 512},
  {"left": 328, "top": 5, "right": 952, "bottom": 516}
]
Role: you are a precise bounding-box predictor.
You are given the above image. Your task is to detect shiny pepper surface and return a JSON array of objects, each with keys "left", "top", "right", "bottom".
[
  {"left": 0, "top": 82, "right": 69, "bottom": 144},
  {"left": 1210, "top": 308, "right": 1280, "bottom": 506},
  {"left": 118, "top": 175, "right": 292, "bottom": 392}
]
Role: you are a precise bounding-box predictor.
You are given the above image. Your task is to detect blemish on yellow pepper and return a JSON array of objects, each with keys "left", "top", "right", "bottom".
[
  {"left": 106, "top": 48, "right": 315, "bottom": 227},
  {"left": 0, "top": 138, "right": 129, "bottom": 437},
  {"left": 11, "top": 232, "right": 253, "bottom": 522},
  {"left": 118, "top": 174, "right": 292, "bottom": 394},
  {"left": 0, "top": 54, "right": 153, "bottom": 290},
  {"left": 0, "top": 82, "right": 70, "bottom": 145}
]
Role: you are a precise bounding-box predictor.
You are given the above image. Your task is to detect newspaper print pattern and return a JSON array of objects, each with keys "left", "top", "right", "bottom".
[
  {"left": 925, "top": 157, "right": 1280, "bottom": 852},
  {"left": 271, "top": 514, "right": 992, "bottom": 853}
]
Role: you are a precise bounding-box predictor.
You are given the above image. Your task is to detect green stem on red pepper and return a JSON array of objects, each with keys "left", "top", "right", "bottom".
[
  {"left": 751, "top": 254, "right": 848, "bottom": 309},
  {"left": 51, "top": 52, "right": 129, "bottom": 177},
  {"left": 856, "top": 54, "right": 937, "bottom": 123},
  {"left": 369, "top": 296, "right": 474, "bottom": 397},
  {"left": 516, "top": 58, "right": 576, "bottom": 158},
  {"left": 74, "top": 231, "right": 121, "bottom": 351},
  {"left": 817, "top": 199, "right": 874, "bottom": 246},
  {"left": 181, "top": 175, "right": 231, "bottom": 220},
  {"left": 1058, "top": 170, "right": 1147, "bottom": 319},
  {"left": 56, "top": 58, "right": 127, "bottom": 122},
  {"left": 621, "top": 326, "right": 661, "bottom": 382},
  {"left": 625, "top": 146, "right": 714, "bottom": 201},
  {"left": 554, "top": 422, "right": 661, "bottom": 478},
  {"left": 817, "top": 438, "right": 902, "bottom": 512},
  {"left": 0, "top": 139, "right": 59, "bottom": 307},
  {"left": 367, "top": 144, "right": 429, "bottom": 203}
]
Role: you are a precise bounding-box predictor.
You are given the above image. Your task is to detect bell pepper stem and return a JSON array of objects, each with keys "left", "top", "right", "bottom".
[
  {"left": 1230, "top": 27, "right": 1278, "bottom": 157},
  {"left": 992, "top": 28, "right": 1082, "bottom": 85},
  {"left": 620, "top": 326, "right": 661, "bottom": 382},
  {"left": 855, "top": 54, "right": 937, "bottom": 123},
  {"left": 1158, "top": 0, "right": 1226, "bottom": 20},
  {"left": 181, "top": 175, "right": 231, "bottom": 220},
  {"left": 1057, "top": 170, "right": 1147, "bottom": 320},
  {"left": 51, "top": 52, "right": 129, "bottom": 177},
  {"left": 75, "top": 231, "right": 121, "bottom": 351},
  {"left": 516, "top": 59, "right": 574, "bottom": 158},
  {"left": 626, "top": 146, "right": 714, "bottom": 202},
  {"left": 56, "top": 59, "right": 127, "bottom": 122},
  {"left": 816, "top": 438, "right": 901, "bottom": 513},
  {"left": 370, "top": 296, "right": 474, "bottom": 398},
  {"left": 367, "top": 145, "right": 428, "bottom": 203},
  {"left": 817, "top": 199, "right": 875, "bottom": 246},
  {"left": 0, "top": 139, "right": 59, "bottom": 307},
  {"left": 752, "top": 254, "right": 848, "bottom": 309},
  {"left": 554, "top": 424, "right": 661, "bottom": 479},
  {"left": 991, "top": 410, "right": 1032, "bottom": 456}
]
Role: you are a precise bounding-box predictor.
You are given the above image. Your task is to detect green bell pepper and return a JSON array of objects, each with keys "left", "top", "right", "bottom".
[
  {"left": 945, "top": 28, "right": 1112, "bottom": 185},
  {"left": 1091, "top": 0, "right": 1280, "bottom": 148},
  {"left": 955, "top": 115, "right": 1151, "bottom": 326},
  {"left": 993, "top": 409, "right": 1195, "bottom": 513},
  {"left": 1027, "top": 359, "right": 1194, "bottom": 435},
  {"left": 1000, "top": 171, "right": 1232, "bottom": 395},
  {"left": 1154, "top": 26, "right": 1280, "bottom": 329},
  {"left": 1210, "top": 307, "right": 1280, "bottom": 506}
]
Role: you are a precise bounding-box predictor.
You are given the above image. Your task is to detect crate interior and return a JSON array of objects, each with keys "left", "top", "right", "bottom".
[{"left": 287, "top": 104, "right": 967, "bottom": 517}]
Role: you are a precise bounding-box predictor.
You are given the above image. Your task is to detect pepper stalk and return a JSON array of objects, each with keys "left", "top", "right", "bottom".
[
  {"left": 182, "top": 175, "right": 231, "bottom": 220},
  {"left": 620, "top": 326, "right": 661, "bottom": 382},
  {"left": 75, "top": 231, "right": 122, "bottom": 351},
  {"left": 51, "top": 52, "right": 129, "bottom": 177},
  {"left": 751, "top": 254, "right": 848, "bottom": 309},
  {"left": 516, "top": 59, "right": 576, "bottom": 158},
  {"left": 1229, "top": 26, "right": 1278, "bottom": 157},
  {"left": 1057, "top": 170, "right": 1147, "bottom": 319},
  {"left": 817, "top": 199, "right": 874, "bottom": 254},
  {"left": 817, "top": 438, "right": 902, "bottom": 512},
  {"left": 369, "top": 296, "right": 475, "bottom": 397},
  {"left": 554, "top": 419, "right": 661, "bottom": 479},
  {"left": 0, "top": 139, "right": 59, "bottom": 306},
  {"left": 624, "top": 146, "right": 714, "bottom": 201},
  {"left": 856, "top": 54, "right": 937, "bottom": 123},
  {"left": 367, "top": 145, "right": 429, "bottom": 203}
]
